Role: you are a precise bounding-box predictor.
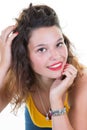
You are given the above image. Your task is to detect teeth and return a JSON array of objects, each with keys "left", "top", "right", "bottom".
[{"left": 50, "top": 63, "right": 61, "bottom": 68}]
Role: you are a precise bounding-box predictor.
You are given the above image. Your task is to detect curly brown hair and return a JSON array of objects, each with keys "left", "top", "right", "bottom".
[{"left": 3, "top": 3, "right": 83, "bottom": 110}]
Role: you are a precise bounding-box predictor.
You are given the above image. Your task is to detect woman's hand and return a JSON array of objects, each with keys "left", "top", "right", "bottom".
[
  {"left": 0, "top": 25, "right": 18, "bottom": 69},
  {"left": 50, "top": 64, "right": 77, "bottom": 104}
]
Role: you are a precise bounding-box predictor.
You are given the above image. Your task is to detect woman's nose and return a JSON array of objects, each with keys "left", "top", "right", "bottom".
[{"left": 49, "top": 49, "right": 59, "bottom": 60}]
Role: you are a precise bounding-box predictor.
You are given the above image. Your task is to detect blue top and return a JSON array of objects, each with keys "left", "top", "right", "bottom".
[
  {"left": 25, "top": 93, "right": 70, "bottom": 130},
  {"left": 25, "top": 106, "right": 52, "bottom": 130}
]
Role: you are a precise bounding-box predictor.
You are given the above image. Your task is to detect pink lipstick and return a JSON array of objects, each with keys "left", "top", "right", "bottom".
[{"left": 47, "top": 62, "right": 62, "bottom": 71}]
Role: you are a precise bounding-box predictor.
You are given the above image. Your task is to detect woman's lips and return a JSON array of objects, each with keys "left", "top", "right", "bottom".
[{"left": 47, "top": 62, "right": 63, "bottom": 71}]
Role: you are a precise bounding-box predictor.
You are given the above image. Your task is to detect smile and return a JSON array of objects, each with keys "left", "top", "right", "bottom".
[{"left": 47, "top": 62, "right": 62, "bottom": 71}]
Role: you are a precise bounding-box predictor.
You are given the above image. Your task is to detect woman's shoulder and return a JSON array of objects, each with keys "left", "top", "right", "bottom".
[
  {"left": 68, "top": 68, "right": 87, "bottom": 127},
  {"left": 69, "top": 68, "right": 87, "bottom": 106},
  {"left": 77, "top": 68, "right": 87, "bottom": 86}
]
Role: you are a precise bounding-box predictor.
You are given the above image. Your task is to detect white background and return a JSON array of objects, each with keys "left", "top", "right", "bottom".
[{"left": 0, "top": 0, "right": 87, "bottom": 130}]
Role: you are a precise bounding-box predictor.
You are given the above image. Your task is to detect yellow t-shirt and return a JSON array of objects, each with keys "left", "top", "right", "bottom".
[{"left": 26, "top": 93, "right": 70, "bottom": 128}]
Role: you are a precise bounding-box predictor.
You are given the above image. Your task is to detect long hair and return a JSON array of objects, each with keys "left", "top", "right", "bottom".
[{"left": 3, "top": 3, "right": 83, "bottom": 109}]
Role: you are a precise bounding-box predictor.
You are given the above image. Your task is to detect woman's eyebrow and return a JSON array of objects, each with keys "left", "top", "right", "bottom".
[
  {"left": 56, "top": 37, "right": 64, "bottom": 42},
  {"left": 34, "top": 44, "right": 46, "bottom": 48},
  {"left": 34, "top": 38, "right": 64, "bottom": 48}
]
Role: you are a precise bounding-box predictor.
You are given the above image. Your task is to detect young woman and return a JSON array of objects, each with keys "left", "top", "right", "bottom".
[{"left": 0, "top": 3, "right": 87, "bottom": 130}]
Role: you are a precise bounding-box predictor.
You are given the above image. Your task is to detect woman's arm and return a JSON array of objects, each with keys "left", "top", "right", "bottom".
[
  {"left": 49, "top": 64, "right": 77, "bottom": 130},
  {"left": 0, "top": 25, "right": 18, "bottom": 112},
  {"left": 69, "top": 70, "right": 87, "bottom": 130},
  {"left": 51, "top": 99, "right": 74, "bottom": 130},
  {"left": 50, "top": 69, "right": 87, "bottom": 130}
]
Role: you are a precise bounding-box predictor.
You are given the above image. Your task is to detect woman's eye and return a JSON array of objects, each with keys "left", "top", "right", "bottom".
[
  {"left": 37, "top": 48, "right": 47, "bottom": 52},
  {"left": 56, "top": 42, "right": 64, "bottom": 47}
]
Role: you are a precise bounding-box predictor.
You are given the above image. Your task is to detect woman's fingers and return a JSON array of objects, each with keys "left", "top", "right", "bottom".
[
  {"left": 0, "top": 25, "right": 18, "bottom": 68},
  {"left": 0, "top": 25, "right": 17, "bottom": 44},
  {"left": 50, "top": 64, "right": 78, "bottom": 101},
  {"left": 6, "top": 31, "right": 18, "bottom": 46},
  {"left": 62, "top": 64, "right": 78, "bottom": 78}
]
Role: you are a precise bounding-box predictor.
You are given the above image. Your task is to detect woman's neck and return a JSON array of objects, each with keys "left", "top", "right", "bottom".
[{"left": 39, "top": 77, "right": 54, "bottom": 92}]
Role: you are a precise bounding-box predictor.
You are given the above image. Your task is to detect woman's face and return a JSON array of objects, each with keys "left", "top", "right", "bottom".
[{"left": 28, "top": 26, "right": 68, "bottom": 80}]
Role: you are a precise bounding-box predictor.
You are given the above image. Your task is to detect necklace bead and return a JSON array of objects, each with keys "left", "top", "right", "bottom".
[{"left": 46, "top": 109, "right": 52, "bottom": 120}]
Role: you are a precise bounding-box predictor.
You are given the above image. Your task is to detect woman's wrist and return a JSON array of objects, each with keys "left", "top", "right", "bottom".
[
  {"left": 0, "top": 65, "right": 9, "bottom": 88},
  {"left": 51, "top": 107, "right": 66, "bottom": 117},
  {"left": 0, "top": 63, "right": 9, "bottom": 74},
  {"left": 50, "top": 98, "right": 64, "bottom": 110}
]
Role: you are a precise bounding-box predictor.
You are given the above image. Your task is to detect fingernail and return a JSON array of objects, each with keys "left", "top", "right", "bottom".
[{"left": 15, "top": 32, "right": 19, "bottom": 35}]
